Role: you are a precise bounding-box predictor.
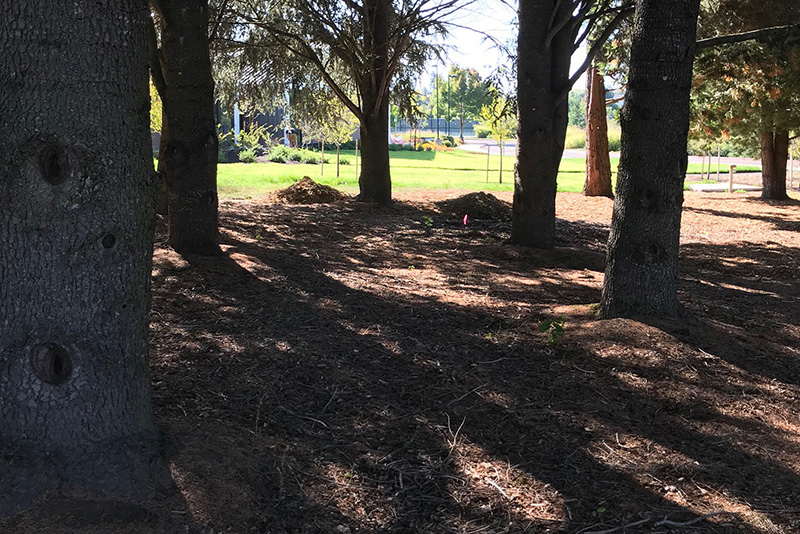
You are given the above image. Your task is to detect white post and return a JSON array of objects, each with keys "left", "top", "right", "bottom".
[
  {"left": 729, "top": 164, "right": 737, "bottom": 193},
  {"left": 233, "top": 103, "right": 241, "bottom": 140},
  {"left": 716, "top": 144, "right": 721, "bottom": 182},
  {"left": 790, "top": 146, "right": 794, "bottom": 189},
  {"left": 701, "top": 152, "right": 706, "bottom": 181}
]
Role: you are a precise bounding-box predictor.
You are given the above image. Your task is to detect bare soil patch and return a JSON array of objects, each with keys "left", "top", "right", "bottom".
[{"left": 4, "top": 190, "right": 800, "bottom": 534}]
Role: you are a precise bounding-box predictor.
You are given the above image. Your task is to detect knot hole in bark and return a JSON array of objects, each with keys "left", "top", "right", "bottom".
[
  {"left": 30, "top": 343, "right": 72, "bottom": 386},
  {"left": 38, "top": 144, "right": 69, "bottom": 185},
  {"left": 101, "top": 233, "right": 116, "bottom": 249},
  {"left": 641, "top": 189, "right": 658, "bottom": 213}
]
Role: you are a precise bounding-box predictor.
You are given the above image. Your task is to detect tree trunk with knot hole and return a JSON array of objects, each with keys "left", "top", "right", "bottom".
[
  {"left": 157, "top": 0, "right": 220, "bottom": 255},
  {"left": 0, "top": 0, "right": 169, "bottom": 514},
  {"left": 600, "top": 0, "right": 701, "bottom": 319}
]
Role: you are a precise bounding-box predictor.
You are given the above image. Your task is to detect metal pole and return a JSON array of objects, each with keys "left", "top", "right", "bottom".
[
  {"left": 435, "top": 65, "right": 440, "bottom": 140},
  {"left": 486, "top": 144, "right": 490, "bottom": 182}
]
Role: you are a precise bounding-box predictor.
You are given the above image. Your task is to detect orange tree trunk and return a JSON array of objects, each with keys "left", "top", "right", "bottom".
[{"left": 583, "top": 67, "right": 614, "bottom": 198}]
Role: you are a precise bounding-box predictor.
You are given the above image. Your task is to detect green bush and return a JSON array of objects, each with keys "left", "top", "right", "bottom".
[
  {"left": 403, "top": 143, "right": 414, "bottom": 151},
  {"left": 238, "top": 149, "right": 257, "bottom": 163},
  {"left": 416, "top": 145, "right": 425, "bottom": 152},
  {"left": 474, "top": 124, "right": 491, "bottom": 138},
  {"left": 288, "top": 150, "right": 303, "bottom": 162},
  {"left": 443, "top": 140, "right": 452, "bottom": 148},
  {"left": 607, "top": 129, "right": 621, "bottom": 152},
  {"left": 267, "top": 145, "right": 291, "bottom": 163}
]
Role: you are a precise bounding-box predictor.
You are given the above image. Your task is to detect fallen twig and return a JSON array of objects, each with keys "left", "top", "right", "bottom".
[
  {"left": 654, "top": 511, "right": 737, "bottom": 528},
  {"left": 582, "top": 511, "right": 737, "bottom": 534}
]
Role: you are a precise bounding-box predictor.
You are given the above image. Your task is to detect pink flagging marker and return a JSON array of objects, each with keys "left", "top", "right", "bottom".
[{"left": 463, "top": 214, "right": 469, "bottom": 225}]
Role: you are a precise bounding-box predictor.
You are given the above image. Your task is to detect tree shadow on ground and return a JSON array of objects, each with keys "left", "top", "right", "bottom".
[{"left": 143, "top": 199, "right": 800, "bottom": 533}]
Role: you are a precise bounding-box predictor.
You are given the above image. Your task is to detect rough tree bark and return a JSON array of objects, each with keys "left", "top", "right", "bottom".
[
  {"left": 154, "top": 0, "right": 220, "bottom": 254},
  {"left": 0, "top": 0, "right": 168, "bottom": 512},
  {"left": 356, "top": 0, "right": 392, "bottom": 204},
  {"left": 761, "top": 128, "right": 790, "bottom": 200},
  {"left": 512, "top": 0, "right": 574, "bottom": 248},
  {"left": 600, "top": 0, "right": 701, "bottom": 318},
  {"left": 583, "top": 67, "right": 614, "bottom": 198}
]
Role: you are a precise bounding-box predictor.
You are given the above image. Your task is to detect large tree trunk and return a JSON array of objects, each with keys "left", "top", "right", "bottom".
[
  {"left": 512, "top": 0, "right": 573, "bottom": 248},
  {"left": 358, "top": 104, "right": 392, "bottom": 203},
  {"left": 0, "top": 0, "right": 168, "bottom": 512},
  {"left": 600, "top": 0, "right": 701, "bottom": 318},
  {"left": 157, "top": 0, "right": 220, "bottom": 254},
  {"left": 357, "top": 0, "right": 392, "bottom": 204},
  {"left": 761, "top": 129, "right": 789, "bottom": 200},
  {"left": 583, "top": 67, "right": 614, "bottom": 198}
]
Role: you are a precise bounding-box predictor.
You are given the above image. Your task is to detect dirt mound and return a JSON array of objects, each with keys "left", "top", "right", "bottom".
[
  {"left": 275, "top": 176, "right": 345, "bottom": 204},
  {"left": 436, "top": 191, "right": 511, "bottom": 220}
]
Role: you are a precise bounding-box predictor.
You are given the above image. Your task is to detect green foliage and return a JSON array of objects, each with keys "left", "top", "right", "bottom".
[
  {"left": 149, "top": 79, "right": 162, "bottom": 134},
  {"left": 422, "top": 66, "right": 493, "bottom": 122},
  {"left": 238, "top": 124, "right": 271, "bottom": 153},
  {"left": 692, "top": 0, "right": 800, "bottom": 155},
  {"left": 238, "top": 149, "right": 257, "bottom": 163},
  {"left": 479, "top": 90, "right": 517, "bottom": 142},
  {"left": 568, "top": 90, "right": 586, "bottom": 128},
  {"left": 267, "top": 145, "right": 329, "bottom": 164},
  {"left": 565, "top": 126, "right": 586, "bottom": 149},
  {"left": 474, "top": 124, "right": 491, "bottom": 138},
  {"left": 421, "top": 215, "right": 434, "bottom": 234},
  {"left": 538, "top": 316, "right": 566, "bottom": 347}
]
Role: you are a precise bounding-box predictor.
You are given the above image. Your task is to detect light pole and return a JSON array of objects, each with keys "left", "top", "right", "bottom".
[
  {"left": 447, "top": 74, "right": 455, "bottom": 137},
  {"left": 434, "top": 65, "right": 440, "bottom": 140}
]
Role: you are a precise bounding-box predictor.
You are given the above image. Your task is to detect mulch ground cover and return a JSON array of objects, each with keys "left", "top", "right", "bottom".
[{"left": 4, "top": 190, "right": 800, "bottom": 534}]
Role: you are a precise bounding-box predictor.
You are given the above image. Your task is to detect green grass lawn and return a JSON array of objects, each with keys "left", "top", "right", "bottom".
[{"left": 216, "top": 149, "right": 756, "bottom": 198}]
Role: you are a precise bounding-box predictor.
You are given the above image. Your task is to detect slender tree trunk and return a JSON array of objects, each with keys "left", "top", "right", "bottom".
[
  {"left": 600, "top": 0, "right": 701, "bottom": 319},
  {"left": 583, "top": 67, "right": 614, "bottom": 198},
  {"left": 512, "top": 0, "right": 574, "bottom": 248},
  {"left": 356, "top": 0, "right": 392, "bottom": 204},
  {"left": 0, "top": 0, "right": 168, "bottom": 512},
  {"left": 157, "top": 0, "right": 220, "bottom": 254},
  {"left": 761, "top": 129, "right": 790, "bottom": 200}
]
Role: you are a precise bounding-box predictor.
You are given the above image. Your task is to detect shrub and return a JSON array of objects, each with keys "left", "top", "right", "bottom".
[
  {"left": 403, "top": 143, "right": 414, "bottom": 151},
  {"left": 564, "top": 126, "right": 585, "bottom": 149},
  {"left": 301, "top": 152, "right": 319, "bottom": 164},
  {"left": 238, "top": 149, "right": 257, "bottom": 163},
  {"left": 607, "top": 129, "right": 621, "bottom": 152},
  {"left": 416, "top": 144, "right": 425, "bottom": 152},
  {"left": 474, "top": 124, "right": 491, "bottom": 138},
  {"left": 288, "top": 150, "right": 304, "bottom": 162},
  {"left": 443, "top": 140, "right": 452, "bottom": 148},
  {"left": 268, "top": 145, "right": 291, "bottom": 163}
]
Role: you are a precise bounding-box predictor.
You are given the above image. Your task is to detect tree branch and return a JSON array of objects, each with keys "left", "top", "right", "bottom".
[
  {"left": 564, "top": 5, "right": 635, "bottom": 95},
  {"left": 696, "top": 23, "right": 800, "bottom": 50}
]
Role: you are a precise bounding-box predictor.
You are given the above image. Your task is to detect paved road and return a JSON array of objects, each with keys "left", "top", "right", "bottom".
[{"left": 458, "top": 138, "right": 763, "bottom": 168}]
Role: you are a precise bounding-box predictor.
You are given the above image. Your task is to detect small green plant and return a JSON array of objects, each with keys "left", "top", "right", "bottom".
[
  {"left": 238, "top": 149, "right": 257, "bottom": 163},
  {"left": 591, "top": 505, "right": 607, "bottom": 519},
  {"left": 421, "top": 215, "right": 433, "bottom": 234},
  {"left": 539, "top": 316, "right": 566, "bottom": 346}
]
